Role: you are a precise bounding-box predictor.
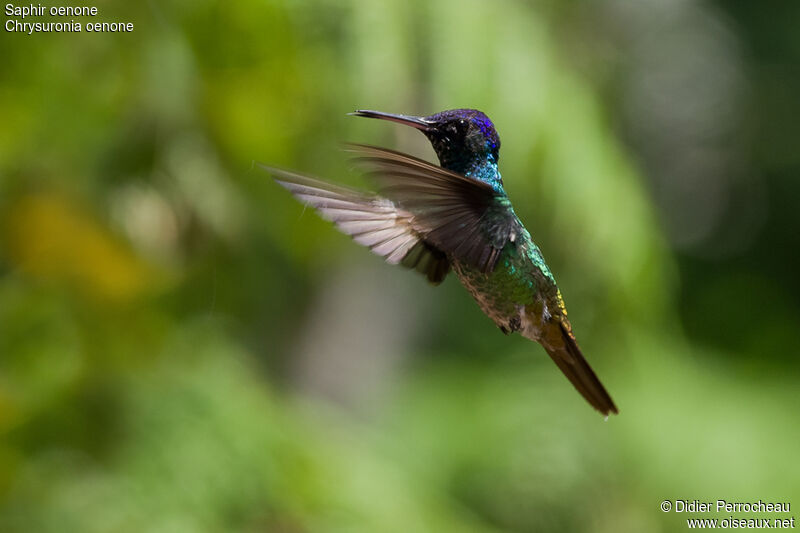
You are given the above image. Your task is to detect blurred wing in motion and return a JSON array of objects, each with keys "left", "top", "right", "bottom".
[
  {"left": 346, "top": 144, "right": 522, "bottom": 273},
  {"left": 261, "top": 165, "right": 450, "bottom": 284}
]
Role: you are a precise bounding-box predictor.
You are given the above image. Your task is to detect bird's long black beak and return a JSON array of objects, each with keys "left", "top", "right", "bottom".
[{"left": 349, "top": 110, "right": 432, "bottom": 131}]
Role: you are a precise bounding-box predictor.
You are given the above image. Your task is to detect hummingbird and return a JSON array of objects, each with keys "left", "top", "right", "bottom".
[{"left": 263, "top": 109, "right": 618, "bottom": 416}]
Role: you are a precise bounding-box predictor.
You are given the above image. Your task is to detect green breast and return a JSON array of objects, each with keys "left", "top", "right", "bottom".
[{"left": 453, "top": 234, "right": 556, "bottom": 325}]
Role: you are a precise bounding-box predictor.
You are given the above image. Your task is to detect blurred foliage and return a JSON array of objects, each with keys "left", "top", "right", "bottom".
[{"left": 0, "top": 0, "right": 798, "bottom": 532}]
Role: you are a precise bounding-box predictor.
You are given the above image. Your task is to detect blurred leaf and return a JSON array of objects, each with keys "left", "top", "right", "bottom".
[{"left": 3, "top": 194, "right": 159, "bottom": 303}]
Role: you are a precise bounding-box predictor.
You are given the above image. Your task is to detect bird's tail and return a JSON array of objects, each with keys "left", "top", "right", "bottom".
[{"left": 542, "top": 322, "right": 618, "bottom": 416}]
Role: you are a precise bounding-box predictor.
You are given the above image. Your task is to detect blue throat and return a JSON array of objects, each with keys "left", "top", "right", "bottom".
[{"left": 448, "top": 155, "right": 504, "bottom": 194}]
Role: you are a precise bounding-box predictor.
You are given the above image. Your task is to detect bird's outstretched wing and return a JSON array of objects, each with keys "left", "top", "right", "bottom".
[
  {"left": 261, "top": 165, "right": 450, "bottom": 284},
  {"left": 346, "top": 144, "right": 522, "bottom": 273}
]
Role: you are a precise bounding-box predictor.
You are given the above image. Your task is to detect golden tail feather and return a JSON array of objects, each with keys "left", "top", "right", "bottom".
[{"left": 542, "top": 322, "right": 618, "bottom": 416}]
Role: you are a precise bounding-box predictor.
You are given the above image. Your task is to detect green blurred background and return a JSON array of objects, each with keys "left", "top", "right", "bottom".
[{"left": 1, "top": 1, "right": 798, "bottom": 531}]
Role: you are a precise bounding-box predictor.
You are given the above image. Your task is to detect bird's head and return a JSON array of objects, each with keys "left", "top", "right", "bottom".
[{"left": 352, "top": 108, "right": 501, "bottom": 176}]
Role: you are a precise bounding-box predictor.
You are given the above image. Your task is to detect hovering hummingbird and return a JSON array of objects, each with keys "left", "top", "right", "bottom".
[{"left": 263, "top": 109, "right": 618, "bottom": 416}]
